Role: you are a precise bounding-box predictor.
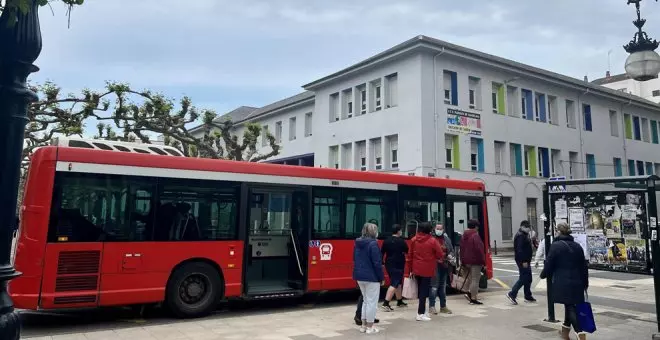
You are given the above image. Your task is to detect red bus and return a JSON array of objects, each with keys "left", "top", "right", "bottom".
[{"left": 11, "top": 145, "right": 492, "bottom": 318}]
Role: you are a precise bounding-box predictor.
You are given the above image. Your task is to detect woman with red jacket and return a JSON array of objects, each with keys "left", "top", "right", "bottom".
[{"left": 406, "top": 222, "right": 444, "bottom": 321}]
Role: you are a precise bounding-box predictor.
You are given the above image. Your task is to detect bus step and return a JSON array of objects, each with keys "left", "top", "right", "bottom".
[{"left": 247, "top": 290, "right": 304, "bottom": 300}]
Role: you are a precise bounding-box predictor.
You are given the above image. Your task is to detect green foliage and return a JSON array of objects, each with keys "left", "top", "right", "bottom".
[
  {"left": 23, "top": 81, "right": 281, "bottom": 171},
  {"left": 1, "top": 0, "right": 84, "bottom": 27}
]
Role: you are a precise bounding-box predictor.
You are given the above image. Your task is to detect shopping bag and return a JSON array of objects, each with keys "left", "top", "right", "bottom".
[
  {"left": 451, "top": 265, "right": 470, "bottom": 293},
  {"left": 577, "top": 292, "right": 597, "bottom": 334},
  {"left": 402, "top": 276, "right": 417, "bottom": 299}
]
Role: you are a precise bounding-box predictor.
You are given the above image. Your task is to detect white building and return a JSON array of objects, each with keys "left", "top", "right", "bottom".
[
  {"left": 191, "top": 35, "right": 660, "bottom": 249},
  {"left": 593, "top": 71, "right": 660, "bottom": 104}
]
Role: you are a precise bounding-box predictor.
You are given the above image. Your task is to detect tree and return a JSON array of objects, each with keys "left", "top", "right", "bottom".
[{"left": 24, "top": 80, "right": 281, "bottom": 170}]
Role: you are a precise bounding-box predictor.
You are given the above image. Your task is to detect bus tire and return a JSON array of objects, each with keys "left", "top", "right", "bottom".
[{"left": 166, "top": 262, "right": 222, "bottom": 318}]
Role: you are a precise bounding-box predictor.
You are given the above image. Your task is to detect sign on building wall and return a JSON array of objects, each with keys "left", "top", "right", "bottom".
[{"left": 446, "top": 108, "right": 482, "bottom": 136}]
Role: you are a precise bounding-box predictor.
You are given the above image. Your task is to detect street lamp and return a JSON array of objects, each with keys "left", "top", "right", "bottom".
[
  {"left": 623, "top": 0, "right": 660, "bottom": 81},
  {"left": 0, "top": 0, "right": 42, "bottom": 339}
]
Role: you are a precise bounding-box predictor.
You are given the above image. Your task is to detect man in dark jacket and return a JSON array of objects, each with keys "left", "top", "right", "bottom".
[
  {"left": 506, "top": 220, "right": 536, "bottom": 305},
  {"left": 381, "top": 225, "right": 408, "bottom": 311},
  {"left": 460, "top": 220, "right": 485, "bottom": 305}
]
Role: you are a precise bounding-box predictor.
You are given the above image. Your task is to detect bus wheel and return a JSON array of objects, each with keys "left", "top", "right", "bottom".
[{"left": 166, "top": 262, "right": 221, "bottom": 318}]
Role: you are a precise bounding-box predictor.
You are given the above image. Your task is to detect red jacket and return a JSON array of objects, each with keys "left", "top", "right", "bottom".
[
  {"left": 407, "top": 233, "right": 444, "bottom": 278},
  {"left": 460, "top": 229, "right": 485, "bottom": 266}
]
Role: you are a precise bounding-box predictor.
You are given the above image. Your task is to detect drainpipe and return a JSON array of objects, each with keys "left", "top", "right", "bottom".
[{"left": 433, "top": 47, "right": 446, "bottom": 174}]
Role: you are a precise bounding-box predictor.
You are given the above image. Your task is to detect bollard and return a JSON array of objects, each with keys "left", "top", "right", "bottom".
[{"left": 493, "top": 240, "right": 498, "bottom": 255}]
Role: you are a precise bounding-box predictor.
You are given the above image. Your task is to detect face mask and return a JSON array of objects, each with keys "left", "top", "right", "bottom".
[{"left": 435, "top": 230, "right": 444, "bottom": 236}]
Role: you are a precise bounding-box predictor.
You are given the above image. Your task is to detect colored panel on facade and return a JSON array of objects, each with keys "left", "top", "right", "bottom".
[
  {"left": 452, "top": 135, "right": 460, "bottom": 169},
  {"left": 625, "top": 115, "right": 633, "bottom": 139},
  {"left": 497, "top": 85, "right": 506, "bottom": 114},
  {"left": 583, "top": 105, "right": 592, "bottom": 131},
  {"left": 528, "top": 148, "right": 537, "bottom": 177},
  {"left": 614, "top": 158, "right": 623, "bottom": 177},
  {"left": 538, "top": 94, "right": 547, "bottom": 122},
  {"left": 514, "top": 144, "right": 523, "bottom": 175},
  {"left": 450, "top": 72, "right": 458, "bottom": 106},
  {"left": 586, "top": 154, "right": 596, "bottom": 178},
  {"left": 652, "top": 120, "right": 659, "bottom": 144},
  {"left": 647, "top": 162, "right": 654, "bottom": 175},
  {"left": 628, "top": 159, "right": 636, "bottom": 176},
  {"left": 633, "top": 116, "right": 641, "bottom": 140},
  {"left": 522, "top": 90, "right": 533, "bottom": 120},
  {"left": 540, "top": 147, "right": 550, "bottom": 177},
  {"left": 477, "top": 139, "right": 485, "bottom": 172}
]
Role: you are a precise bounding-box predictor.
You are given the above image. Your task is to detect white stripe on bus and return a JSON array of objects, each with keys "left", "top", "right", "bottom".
[{"left": 55, "top": 161, "right": 399, "bottom": 191}]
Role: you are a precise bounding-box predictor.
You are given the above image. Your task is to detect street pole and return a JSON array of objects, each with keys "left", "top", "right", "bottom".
[
  {"left": 0, "top": 1, "right": 42, "bottom": 339},
  {"left": 541, "top": 185, "right": 557, "bottom": 322}
]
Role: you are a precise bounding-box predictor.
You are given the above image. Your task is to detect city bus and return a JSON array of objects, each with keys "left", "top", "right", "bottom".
[{"left": 11, "top": 143, "right": 492, "bottom": 318}]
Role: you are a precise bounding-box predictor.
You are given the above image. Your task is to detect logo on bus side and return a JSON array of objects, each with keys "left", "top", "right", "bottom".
[{"left": 319, "top": 243, "right": 333, "bottom": 261}]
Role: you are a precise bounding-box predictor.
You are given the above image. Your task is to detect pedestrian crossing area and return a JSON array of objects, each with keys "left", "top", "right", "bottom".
[{"left": 491, "top": 256, "right": 544, "bottom": 269}]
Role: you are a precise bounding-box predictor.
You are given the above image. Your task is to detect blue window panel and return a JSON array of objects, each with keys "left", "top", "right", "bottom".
[
  {"left": 477, "top": 139, "right": 485, "bottom": 172},
  {"left": 614, "top": 158, "right": 623, "bottom": 177},
  {"left": 586, "top": 154, "right": 596, "bottom": 178},
  {"left": 539, "top": 147, "right": 550, "bottom": 177},
  {"left": 637, "top": 160, "right": 645, "bottom": 175},
  {"left": 522, "top": 90, "right": 533, "bottom": 120},
  {"left": 628, "top": 160, "right": 636, "bottom": 176},
  {"left": 450, "top": 71, "right": 458, "bottom": 106},
  {"left": 583, "top": 105, "right": 592, "bottom": 131},
  {"left": 538, "top": 94, "right": 547, "bottom": 122},
  {"left": 651, "top": 120, "right": 659, "bottom": 144},
  {"left": 647, "top": 162, "right": 654, "bottom": 175},
  {"left": 633, "top": 116, "right": 641, "bottom": 140}
]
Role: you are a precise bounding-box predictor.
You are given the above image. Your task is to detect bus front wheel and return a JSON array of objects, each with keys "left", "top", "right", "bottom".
[{"left": 166, "top": 262, "right": 222, "bottom": 318}]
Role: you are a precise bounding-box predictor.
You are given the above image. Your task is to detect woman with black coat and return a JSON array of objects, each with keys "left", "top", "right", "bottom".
[{"left": 540, "top": 223, "right": 589, "bottom": 340}]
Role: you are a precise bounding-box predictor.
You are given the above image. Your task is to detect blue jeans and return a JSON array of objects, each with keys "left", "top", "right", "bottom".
[
  {"left": 429, "top": 266, "right": 449, "bottom": 308},
  {"left": 509, "top": 261, "right": 533, "bottom": 299}
]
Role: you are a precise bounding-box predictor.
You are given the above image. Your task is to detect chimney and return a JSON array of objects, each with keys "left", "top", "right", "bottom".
[
  {"left": 584, "top": 75, "right": 589, "bottom": 82},
  {"left": 606, "top": 71, "right": 611, "bottom": 78}
]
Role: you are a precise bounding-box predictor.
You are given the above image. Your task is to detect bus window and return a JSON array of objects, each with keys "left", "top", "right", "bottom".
[
  {"left": 403, "top": 200, "right": 445, "bottom": 238},
  {"left": 312, "top": 188, "right": 341, "bottom": 239},
  {"left": 344, "top": 189, "right": 396, "bottom": 239}
]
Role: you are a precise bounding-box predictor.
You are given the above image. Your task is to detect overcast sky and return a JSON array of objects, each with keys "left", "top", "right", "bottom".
[{"left": 34, "top": 0, "right": 660, "bottom": 116}]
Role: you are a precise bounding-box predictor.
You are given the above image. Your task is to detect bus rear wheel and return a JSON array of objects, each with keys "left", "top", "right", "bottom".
[{"left": 166, "top": 262, "right": 222, "bottom": 318}]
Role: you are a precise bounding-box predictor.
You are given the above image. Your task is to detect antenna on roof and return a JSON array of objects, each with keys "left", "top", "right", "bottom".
[{"left": 607, "top": 49, "right": 612, "bottom": 76}]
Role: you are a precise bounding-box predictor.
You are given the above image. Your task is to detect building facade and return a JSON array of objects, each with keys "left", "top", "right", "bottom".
[
  {"left": 191, "top": 35, "right": 660, "bottom": 249},
  {"left": 593, "top": 71, "right": 660, "bottom": 104}
]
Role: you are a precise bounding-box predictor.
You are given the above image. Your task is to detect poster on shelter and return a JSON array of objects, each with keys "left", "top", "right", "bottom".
[
  {"left": 588, "top": 235, "right": 608, "bottom": 264},
  {"left": 626, "top": 239, "right": 647, "bottom": 267},
  {"left": 605, "top": 219, "right": 621, "bottom": 238},
  {"left": 569, "top": 208, "right": 585, "bottom": 233},
  {"left": 607, "top": 238, "right": 627, "bottom": 265},
  {"left": 573, "top": 233, "right": 589, "bottom": 260},
  {"left": 555, "top": 199, "right": 568, "bottom": 219},
  {"left": 621, "top": 205, "right": 640, "bottom": 238}
]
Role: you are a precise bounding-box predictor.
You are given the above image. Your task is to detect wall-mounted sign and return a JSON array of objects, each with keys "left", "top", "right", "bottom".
[{"left": 446, "top": 108, "right": 482, "bottom": 136}]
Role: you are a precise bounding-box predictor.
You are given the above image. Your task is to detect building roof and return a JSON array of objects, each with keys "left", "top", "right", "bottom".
[
  {"left": 303, "top": 35, "right": 660, "bottom": 111},
  {"left": 591, "top": 73, "right": 632, "bottom": 85}
]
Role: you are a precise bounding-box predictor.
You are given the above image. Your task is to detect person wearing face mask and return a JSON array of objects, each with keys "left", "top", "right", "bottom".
[
  {"left": 406, "top": 222, "right": 444, "bottom": 321},
  {"left": 428, "top": 224, "right": 454, "bottom": 315},
  {"left": 506, "top": 220, "right": 537, "bottom": 305}
]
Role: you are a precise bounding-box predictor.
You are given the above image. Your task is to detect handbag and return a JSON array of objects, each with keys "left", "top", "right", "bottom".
[
  {"left": 402, "top": 275, "right": 418, "bottom": 299},
  {"left": 576, "top": 291, "right": 597, "bottom": 334}
]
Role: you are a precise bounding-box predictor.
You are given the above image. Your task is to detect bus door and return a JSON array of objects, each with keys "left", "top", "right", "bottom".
[{"left": 243, "top": 186, "right": 309, "bottom": 297}]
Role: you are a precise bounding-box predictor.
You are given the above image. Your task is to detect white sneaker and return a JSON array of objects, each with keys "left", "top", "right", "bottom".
[
  {"left": 416, "top": 314, "right": 432, "bottom": 321},
  {"left": 359, "top": 326, "right": 366, "bottom": 333},
  {"left": 366, "top": 327, "right": 380, "bottom": 334}
]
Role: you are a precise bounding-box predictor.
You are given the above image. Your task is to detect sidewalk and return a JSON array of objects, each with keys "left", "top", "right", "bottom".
[{"left": 25, "top": 289, "right": 657, "bottom": 340}]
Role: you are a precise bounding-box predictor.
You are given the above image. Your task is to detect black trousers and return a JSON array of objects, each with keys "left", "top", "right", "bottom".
[
  {"left": 416, "top": 276, "right": 431, "bottom": 315},
  {"left": 355, "top": 295, "right": 364, "bottom": 318},
  {"left": 563, "top": 304, "right": 582, "bottom": 333}
]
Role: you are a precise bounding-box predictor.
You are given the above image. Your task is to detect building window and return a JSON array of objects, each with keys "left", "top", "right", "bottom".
[
  {"left": 526, "top": 198, "right": 538, "bottom": 234},
  {"left": 569, "top": 152, "right": 578, "bottom": 179},
  {"left": 342, "top": 88, "right": 353, "bottom": 119},
  {"left": 387, "top": 135, "right": 399, "bottom": 169},
  {"left": 375, "top": 85, "right": 382, "bottom": 111},
  {"left": 304, "top": 112, "right": 313, "bottom": 137},
  {"left": 653, "top": 90, "right": 660, "bottom": 97},
  {"left": 385, "top": 73, "right": 398, "bottom": 108},
  {"left": 341, "top": 143, "right": 352, "bottom": 169},
  {"left": 491, "top": 82, "right": 505, "bottom": 114},
  {"left": 468, "top": 76, "right": 481, "bottom": 110},
  {"left": 359, "top": 86, "right": 367, "bottom": 115},
  {"left": 261, "top": 125, "right": 269, "bottom": 146},
  {"left": 443, "top": 70, "right": 458, "bottom": 105},
  {"left": 565, "top": 100, "right": 577, "bottom": 128},
  {"left": 501, "top": 197, "right": 513, "bottom": 241},
  {"left": 534, "top": 92, "right": 546, "bottom": 122},
  {"left": 329, "top": 146, "right": 339, "bottom": 169},
  {"left": 629, "top": 159, "right": 636, "bottom": 176},
  {"left": 656, "top": 163, "right": 660, "bottom": 176},
  {"left": 633, "top": 116, "right": 642, "bottom": 140},
  {"left": 547, "top": 95, "right": 558, "bottom": 125},
  {"left": 289, "top": 117, "right": 297, "bottom": 141},
  {"left": 356, "top": 141, "right": 367, "bottom": 171},
  {"left": 637, "top": 160, "right": 645, "bottom": 176},
  {"left": 371, "top": 138, "right": 382, "bottom": 170},
  {"left": 609, "top": 110, "right": 619, "bottom": 137},
  {"left": 652, "top": 120, "right": 659, "bottom": 144},
  {"left": 624, "top": 113, "right": 633, "bottom": 139},
  {"left": 551, "top": 149, "right": 561, "bottom": 177},
  {"left": 523, "top": 146, "right": 536, "bottom": 176},
  {"left": 586, "top": 154, "right": 596, "bottom": 178},
  {"left": 494, "top": 141, "right": 506, "bottom": 174},
  {"left": 538, "top": 147, "right": 550, "bottom": 177},
  {"left": 510, "top": 143, "right": 523, "bottom": 176},
  {"left": 507, "top": 85, "right": 520, "bottom": 117},
  {"left": 329, "top": 93, "right": 339, "bottom": 122},
  {"left": 642, "top": 118, "right": 650, "bottom": 142},
  {"left": 470, "top": 138, "right": 484, "bottom": 172},
  {"left": 445, "top": 134, "right": 458, "bottom": 169},
  {"left": 274, "top": 121, "right": 282, "bottom": 143},
  {"left": 521, "top": 89, "right": 533, "bottom": 120},
  {"left": 613, "top": 157, "right": 623, "bottom": 177},
  {"left": 582, "top": 104, "right": 592, "bottom": 131},
  {"left": 646, "top": 162, "right": 654, "bottom": 175},
  {"left": 370, "top": 80, "right": 382, "bottom": 112}
]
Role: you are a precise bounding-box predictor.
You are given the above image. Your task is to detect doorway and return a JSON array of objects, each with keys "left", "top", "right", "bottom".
[{"left": 244, "top": 187, "right": 308, "bottom": 295}]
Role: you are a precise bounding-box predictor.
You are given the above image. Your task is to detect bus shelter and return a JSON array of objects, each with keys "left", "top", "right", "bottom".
[{"left": 541, "top": 175, "right": 660, "bottom": 332}]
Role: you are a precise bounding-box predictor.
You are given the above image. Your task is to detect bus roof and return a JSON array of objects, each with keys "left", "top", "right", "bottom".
[{"left": 39, "top": 146, "right": 485, "bottom": 192}]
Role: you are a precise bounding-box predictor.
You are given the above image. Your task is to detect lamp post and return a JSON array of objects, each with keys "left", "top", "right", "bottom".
[
  {"left": 0, "top": 1, "right": 42, "bottom": 339},
  {"left": 623, "top": 0, "right": 660, "bottom": 81}
]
